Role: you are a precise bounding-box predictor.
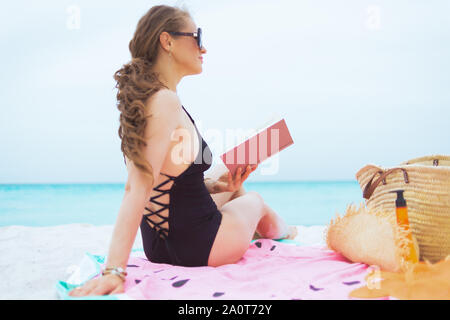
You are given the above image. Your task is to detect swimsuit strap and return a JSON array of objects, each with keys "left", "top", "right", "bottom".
[{"left": 181, "top": 105, "right": 195, "bottom": 124}]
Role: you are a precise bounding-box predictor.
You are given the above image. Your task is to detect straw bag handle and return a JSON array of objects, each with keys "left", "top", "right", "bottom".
[{"left": 363, "top": 168, "right": 410, "bottom": 200}]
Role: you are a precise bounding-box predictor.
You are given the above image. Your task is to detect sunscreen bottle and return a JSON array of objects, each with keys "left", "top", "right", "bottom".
[{"left": 389, "top": 190, "right": 419, "bottom": 264}]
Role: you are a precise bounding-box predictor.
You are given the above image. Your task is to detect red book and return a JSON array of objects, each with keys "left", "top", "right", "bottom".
[{"left": 220, "top": 116, "right": 294, "bottom": 176}]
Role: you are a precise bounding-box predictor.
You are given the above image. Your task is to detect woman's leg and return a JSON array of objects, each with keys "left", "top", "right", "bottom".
[
  {"left": 211, "top": 186, "right": 297, "bottom": 240},
  {"left": 207, "top": 191, "right": 294, "bottom": 267},
  {"left": 205, "top": 163, "right": 295, "bottom": 242},
  {"left": 210, "top": 181, "right": 266, "bottom": 240},
  {"left": 210, "top": 185, "right": 246, "bottom": 210},
  {"left": 256, "top": 202, "right": 298, "bottom": 240}
]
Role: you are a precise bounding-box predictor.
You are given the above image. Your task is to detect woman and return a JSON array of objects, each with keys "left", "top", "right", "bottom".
[{"left": 69, "top": 5, "right": 297, "bottom": 297}]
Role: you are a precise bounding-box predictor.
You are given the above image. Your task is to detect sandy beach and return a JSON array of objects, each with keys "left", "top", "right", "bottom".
[{"left": 0, "top": 224, "right": 326, "bottom": 299}]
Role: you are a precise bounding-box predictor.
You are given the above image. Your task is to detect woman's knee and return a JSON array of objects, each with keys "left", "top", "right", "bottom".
[
  {"left": 233, "top": 191, "right": 266, "bottom": 223},
  {"left": 244, "top": 191, "right": 265, "bottom": 208},
  {"left": 245, "top": 190, "right": 263, "bottom": 201},
  {"left": 221, "top": 190, "right": 265, "bottom": 220},
  {"left": 240, "top": 191, "right": 264, "bottom": 211}
]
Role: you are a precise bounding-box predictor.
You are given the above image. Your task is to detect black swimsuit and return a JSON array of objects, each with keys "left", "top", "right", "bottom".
[{"left": 138, "top": 105, "right": 222, "bottom": 267}]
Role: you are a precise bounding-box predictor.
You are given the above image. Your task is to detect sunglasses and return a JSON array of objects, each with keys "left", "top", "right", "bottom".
[{"left": 168, "top": 27, "right": 203, "bottom": 49}]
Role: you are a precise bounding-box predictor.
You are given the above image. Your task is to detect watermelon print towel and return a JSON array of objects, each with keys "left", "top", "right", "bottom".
[{"left": 56, "top": 239, "right": 389, "bottom": 300}]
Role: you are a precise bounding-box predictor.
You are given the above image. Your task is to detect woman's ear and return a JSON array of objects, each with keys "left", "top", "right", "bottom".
[{"left": 159, "top": 32, "right": 172, "bottom": 52}]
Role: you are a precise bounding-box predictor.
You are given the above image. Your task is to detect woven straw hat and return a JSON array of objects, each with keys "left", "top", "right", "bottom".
[{"left": 356, "top": 155, "right": 450, "bottom": 263}]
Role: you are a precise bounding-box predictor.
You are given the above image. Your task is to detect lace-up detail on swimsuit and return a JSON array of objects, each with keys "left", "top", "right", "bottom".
[{"left": 143, "top": 172, "right": 177, "bottom": 240}]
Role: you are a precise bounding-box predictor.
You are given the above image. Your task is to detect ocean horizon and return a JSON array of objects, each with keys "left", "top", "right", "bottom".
[{"left": 0, "top": 181, "right": 364, "bottom": 227}]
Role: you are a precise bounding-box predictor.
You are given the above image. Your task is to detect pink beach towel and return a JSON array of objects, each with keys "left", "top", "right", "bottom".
[{"left": 104, "top": 239, "right": 388, "bottom": 300}]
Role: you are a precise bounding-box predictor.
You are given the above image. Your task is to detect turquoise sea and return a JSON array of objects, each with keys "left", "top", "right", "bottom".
[{"left": 0, "top": 181, "right": 364, "bottom": 227}]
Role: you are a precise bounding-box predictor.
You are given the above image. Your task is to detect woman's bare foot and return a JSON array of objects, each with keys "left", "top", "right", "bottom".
[
  {"left": 284, "top": 226, "right": 298, "bottom": 240},
  {"left": 253, "top": 226, "right": 298, "bottom": 240},
  {"left": 278, "top": 226, "right": 298, "bottom": 240},
  {"left": 252, "top": 231, "right": 262, "bottom": 240}
]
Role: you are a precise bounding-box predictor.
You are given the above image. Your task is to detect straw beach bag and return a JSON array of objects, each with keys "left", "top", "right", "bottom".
[{"left": 356, "top": 155, "right": 450, "bottom": 263}]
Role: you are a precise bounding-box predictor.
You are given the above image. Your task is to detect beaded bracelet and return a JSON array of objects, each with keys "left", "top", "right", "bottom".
[{"left": 102, "top": 267, "right": 128, "bottom": 282}]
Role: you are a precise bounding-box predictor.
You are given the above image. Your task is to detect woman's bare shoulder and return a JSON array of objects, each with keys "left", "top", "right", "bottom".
[{"left": 145, "top": 88, "right": 182, "bottom": 116}]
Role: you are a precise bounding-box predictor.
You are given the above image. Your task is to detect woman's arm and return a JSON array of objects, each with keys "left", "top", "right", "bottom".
[
  {"left": 104, "top": 189, "right": 149, "bottom": 269},
  {"left": 204, "top": 177, "right": 222, "bottom": 194}
]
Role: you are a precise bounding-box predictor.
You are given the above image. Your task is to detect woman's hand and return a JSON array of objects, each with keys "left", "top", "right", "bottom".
[
  {"left": 215, "top": 164, "right": 258, "bottom": 193},
  {"left": 68, "top": 274, "right": 124, "bottom": 297}
]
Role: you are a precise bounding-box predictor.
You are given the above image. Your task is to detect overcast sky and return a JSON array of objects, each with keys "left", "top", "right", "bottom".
[{"left": 1, "top": 0, "right": 449, "bottom": 183}]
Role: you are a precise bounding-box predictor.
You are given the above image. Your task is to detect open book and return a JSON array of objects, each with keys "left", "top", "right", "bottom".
[{"left": 220, "top": 114, "right": 294, "bottom": 176}]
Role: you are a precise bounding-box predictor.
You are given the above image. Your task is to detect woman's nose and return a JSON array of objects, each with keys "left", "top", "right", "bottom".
[{"left": 200, "top": 45, "right": 207, "bottom": 54}]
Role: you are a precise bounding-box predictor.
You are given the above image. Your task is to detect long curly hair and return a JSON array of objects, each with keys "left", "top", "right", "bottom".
[{"left": 114, "top": 5, "right": 191, "bottom": 183}]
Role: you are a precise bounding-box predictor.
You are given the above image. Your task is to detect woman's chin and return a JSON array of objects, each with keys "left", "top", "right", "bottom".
[
  {"left": 190, "top": 68, "right": 203, "bottom": 75},
  {"left": 184, "top": 64, "right": 203, "bottom": 76}
]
